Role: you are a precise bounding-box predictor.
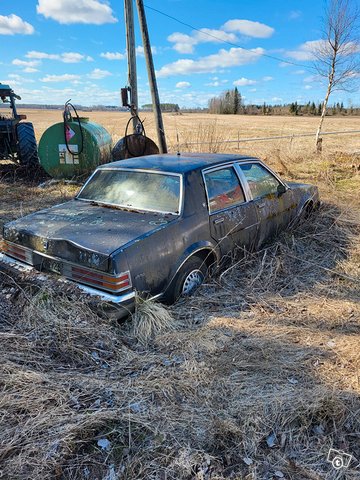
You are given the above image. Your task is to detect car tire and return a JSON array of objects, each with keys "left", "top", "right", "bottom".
[
  {"left": 164, "top": 255, "right": 207, "bottom": 304},
  {"left": 17, "top": 122, "right": 40, "bottom": 168}
]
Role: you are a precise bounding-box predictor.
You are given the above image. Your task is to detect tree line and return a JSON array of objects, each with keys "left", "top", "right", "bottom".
[
  {"left": 142, "top": 103, "right": 180, "bottom": 112},
  {"left": 208, "top": 88, "right": 360, "bottom": 116}
]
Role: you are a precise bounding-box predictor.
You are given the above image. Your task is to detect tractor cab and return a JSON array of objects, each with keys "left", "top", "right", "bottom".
[
  {"left": 0, "top": 83, "right": 39, "bottom": 167},
  {"left": 0, "top": 84, "right": 25, "bottom": 121}
]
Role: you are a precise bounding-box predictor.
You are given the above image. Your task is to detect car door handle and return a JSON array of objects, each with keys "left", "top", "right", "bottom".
[{"left": 214, "top": 217, "right": 224, "bottom": 224}]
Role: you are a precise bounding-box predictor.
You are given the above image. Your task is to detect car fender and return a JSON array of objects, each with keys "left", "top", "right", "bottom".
[
  {"left": 163, "top": 240, "right": 220, "bottom": 293},
  {"left": 297, "top": 186, "right": 320, "bottom": 213}
]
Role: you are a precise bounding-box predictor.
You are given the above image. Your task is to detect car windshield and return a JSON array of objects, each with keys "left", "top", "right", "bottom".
[{"left": 77, "top": 169, "right": 182, "bottom": 215}]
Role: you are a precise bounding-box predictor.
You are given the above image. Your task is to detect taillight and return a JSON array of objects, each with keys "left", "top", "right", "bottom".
[
  {"left": 1, "top": 240, "right": 131, "bottom": 295},
  {"left": 1, "top": 240, "right": 33, "bottom": 264},
  {"left": 70, "top": 266, "right": 131, "bottom": 293}
]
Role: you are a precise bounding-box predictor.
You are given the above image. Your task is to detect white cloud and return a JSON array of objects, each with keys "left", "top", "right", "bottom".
[
  {"left": 206, "top": 78, "right": 228, "bottom": 86},
  {"left": 63, "top": 52, "right": 93, "bottom": 62},
  {"left": 168, "top": 29, "right": 238, "bottom": 54},
  {"left": 157, "top": 47, "right": 264, "bottom": 77},
  {"left": 272, "top": 97, "right": 283, "bottom": 102},
  {"left": 176, "top": 81, "right": 191, "bottom": 89},
  {"left": 222, "top": 19, "right": 274, "bottom": 38},
  {"left": 23, "top": 67, "right": 39, "bottom": 73},
  {"left": 344, "top": 70, "right": 360, "bottom": 79},
  {"left": 0, "top": 75, "right": 35, "bottom": 86},
  {"left": 26, "top": 51, "right": 58, "bottom": 61},
  {"left": 262, "top": 76, "right": 273, "bottom": 81},
  {"left": 233, "top": 77, "right": 257, "bottom": 86},
  {"left": 88, "top": 68, "right": 112, "bottom": 79},
  {"left": 136, "top": 45, "right": 158, "bottom": 56},
  {"left": 0, "top": 78, "right": 20, "bottom": 87},
  {"left": 249, "top": 88, "right": 257, "bottom": 92},
  {"left": 100, "top": 52, "right": 126, "bottom": 60},
  {"left": 36, "top": 0, "right": 117, "bottom": 25},
  {"left": 286, "top": 40, "right": 322, "bottom": 61},
  {"left": 286, "top": 39, "right": 358, "bottom": 61},
  {"left": 8, "top": 74, "right": 22, "bottom": 81},
  {"left": 41, "top": 74, "right": 81, "bottom": 82},
  {"left": 0, "top": 14, "right": 34, "bottom": 35},
  {"left": 289, "top": 10, "right": 302, "bottom": 20},
  {"left": 168, "top": 33, "right": 194, "bottom": 54},
  {"left": 12, "top": 59, "right": 40, "bottom": 68},
  {"left": 26, "top": 51, "right": 93, "bottom": 63},
  {"left": 304, "top": 85, "right": 312, "bottom": 90},
  {"left": 293, "top": 69, "right": 305, "bottom": 75},
  {"left": 16, "top": 85, "right": 120, "bottom": 106},
  {"left": 303, "top": 75, "right": 317, "bottom": 82}
]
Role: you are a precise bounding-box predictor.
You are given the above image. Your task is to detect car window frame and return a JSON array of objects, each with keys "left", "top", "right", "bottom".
[
  {"left": 235, "top": 160, "right": 288, "bottom": 201},
  {"left": 202, "top": 162, "right": 250, "bottom": 215},
  {"left": 76, "top": 167, "right": 184, "bottom": 216}
]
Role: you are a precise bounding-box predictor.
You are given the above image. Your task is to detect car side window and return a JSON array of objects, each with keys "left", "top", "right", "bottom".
[
  {"left": 239, "top": 163, "right": 280, "bottom": 199},
  {"left": 204, "top": 167, "right": 245, "bottom": 213}
]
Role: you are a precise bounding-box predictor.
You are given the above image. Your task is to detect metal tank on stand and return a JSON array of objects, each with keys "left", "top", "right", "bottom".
[{"left": 38, "top": 102, "right": 112, "bottom": 179}]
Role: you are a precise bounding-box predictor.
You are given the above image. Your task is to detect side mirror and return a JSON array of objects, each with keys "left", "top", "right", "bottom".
[{"left": 277, "top": 184, "right": 286, "bottom": 196}]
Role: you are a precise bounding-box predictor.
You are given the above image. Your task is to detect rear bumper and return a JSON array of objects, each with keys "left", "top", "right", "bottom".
[
  {"left": 0, "top": 253, "right": 135, "bottom": 320},
  {"left": 75, "top": 283, "right": 136, "bottom": 319}
]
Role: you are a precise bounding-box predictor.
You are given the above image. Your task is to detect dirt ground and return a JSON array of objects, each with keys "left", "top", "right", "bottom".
[{"left": 0, "top": 113, "right": 359, "bottom": 479}]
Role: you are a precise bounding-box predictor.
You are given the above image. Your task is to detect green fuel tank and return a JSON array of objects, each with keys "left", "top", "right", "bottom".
[{"left": 38, "top": 117, "right": 112, "bottom": 178}]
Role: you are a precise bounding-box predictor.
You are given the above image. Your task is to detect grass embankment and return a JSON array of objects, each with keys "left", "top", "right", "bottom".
[{"left": 0, "top": 148, "right": 359, "bottom": 479}]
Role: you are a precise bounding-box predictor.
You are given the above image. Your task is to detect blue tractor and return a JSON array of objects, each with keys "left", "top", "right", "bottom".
[{"left": 0, "top": 83, "right": 39, "bottom": 168}]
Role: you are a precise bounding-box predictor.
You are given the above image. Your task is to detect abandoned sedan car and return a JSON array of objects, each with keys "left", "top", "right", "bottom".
[{"left": 1, "top": 154, "right": 319, "bottom": 317}]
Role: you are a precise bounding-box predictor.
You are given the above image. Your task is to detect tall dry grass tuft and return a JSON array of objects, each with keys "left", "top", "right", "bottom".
[
  {"left": 130, "top": 295, "right": 177, "bottom": 345},
  {"left": 172, "top": 121, "right": 227, "bottom": 153}
]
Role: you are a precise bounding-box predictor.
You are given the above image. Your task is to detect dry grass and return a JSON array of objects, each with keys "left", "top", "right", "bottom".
[
  {"left": 130, "top": 296, "right": 177, "bottom": 345},
  {"left": 14, "top": 108, "right": 360, "bottom": 157},
  {"left": 0, "top": 113, "right": 359, "bottom": 479}
]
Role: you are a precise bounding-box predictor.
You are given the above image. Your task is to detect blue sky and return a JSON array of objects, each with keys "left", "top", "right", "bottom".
[{"left": 1, "top": 0, "right": 359, "bottom": 108}]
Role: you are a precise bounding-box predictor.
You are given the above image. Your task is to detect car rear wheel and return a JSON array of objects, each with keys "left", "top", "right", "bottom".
[{"left": 164, "top": 256, "right": 207, "bottom": 304}]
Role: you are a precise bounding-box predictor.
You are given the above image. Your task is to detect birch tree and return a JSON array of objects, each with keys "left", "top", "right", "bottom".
[{"left": 314, "top": 0, "right": 359, "bottom": 149}]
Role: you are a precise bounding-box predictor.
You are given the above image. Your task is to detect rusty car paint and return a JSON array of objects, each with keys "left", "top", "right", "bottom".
[{"left": 1, "top": 153, "right": 319, "bottom": 308}]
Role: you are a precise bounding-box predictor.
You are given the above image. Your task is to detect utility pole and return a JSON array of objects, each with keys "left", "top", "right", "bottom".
[
  {"left": 124, "top": 0, "right": 139, "bottom": 132},
  {"left": 135, "top": 0, "right": 167, "bottom": 153}
]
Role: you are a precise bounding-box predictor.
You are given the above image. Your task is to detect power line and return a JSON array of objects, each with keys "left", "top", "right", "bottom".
[{"left": 144, "top": 4, "right": 315, "bottom": 71}]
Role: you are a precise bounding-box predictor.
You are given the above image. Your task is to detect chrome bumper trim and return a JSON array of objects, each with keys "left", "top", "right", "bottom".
[
  {"left": 0, "top": 253, "right": 135, "bottom": 306},
  {"left": 75, "top": 284, "right": 136, "bottom": 304},
  {"left": 0, "top": 252, "right": 34, "bottom": 272}
]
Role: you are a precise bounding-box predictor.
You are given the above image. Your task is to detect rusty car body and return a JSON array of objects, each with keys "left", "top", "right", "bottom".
[{"left": 0, "top": 153, "right": 319, "bottom": 317}]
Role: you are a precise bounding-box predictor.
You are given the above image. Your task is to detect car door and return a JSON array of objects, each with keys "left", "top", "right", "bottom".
[
  {"left": 203, "top": 165, "right": 259, "bottom": 255},
  {"left": 237, "top": 162, "right": 295, "bottom": 248}
]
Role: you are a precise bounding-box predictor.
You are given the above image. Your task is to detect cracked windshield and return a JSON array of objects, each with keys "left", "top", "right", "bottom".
[{"left": 77, "top": 170, "right": 181, "bottom": 214}]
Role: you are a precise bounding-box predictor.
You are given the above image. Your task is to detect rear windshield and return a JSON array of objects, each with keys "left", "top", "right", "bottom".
[{"left": 77, "top": 169, "right": 182, "bottom": 215}]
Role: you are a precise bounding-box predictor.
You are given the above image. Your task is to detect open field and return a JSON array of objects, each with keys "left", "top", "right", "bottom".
[
  {"left": 18, "top": 109, "right": 360, "bottom": 157},
  {"left": 0, "top": 113, "right": 359, "bottom": 479}
]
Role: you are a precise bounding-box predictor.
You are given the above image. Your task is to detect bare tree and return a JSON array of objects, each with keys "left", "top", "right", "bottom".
[{"left": 314, "top": 0, "right": 359, "bottom": 150}]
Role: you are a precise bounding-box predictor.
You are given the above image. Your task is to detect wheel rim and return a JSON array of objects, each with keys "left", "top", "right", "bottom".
[{"left": 182, "top": 269, "right": 204, "bottom": 295}]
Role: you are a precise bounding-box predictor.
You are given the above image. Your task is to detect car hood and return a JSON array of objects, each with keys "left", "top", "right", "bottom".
[{"left": 3, "top": 200, "right": 175, "bottom": 271}]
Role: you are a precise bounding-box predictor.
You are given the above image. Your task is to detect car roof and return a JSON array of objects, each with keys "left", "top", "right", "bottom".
[{"left": 98, "top": 153, "right": 260, "bottom": 174}]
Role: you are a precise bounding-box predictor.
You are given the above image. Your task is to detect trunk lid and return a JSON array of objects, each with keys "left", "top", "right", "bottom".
[{"left": 3, "top": 200, "right": 174, "bottom": 272}]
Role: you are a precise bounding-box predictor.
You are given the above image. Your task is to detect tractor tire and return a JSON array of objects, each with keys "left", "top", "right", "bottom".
[{"left": 17, "top": 122, "right": 40, "bottom": 168}]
